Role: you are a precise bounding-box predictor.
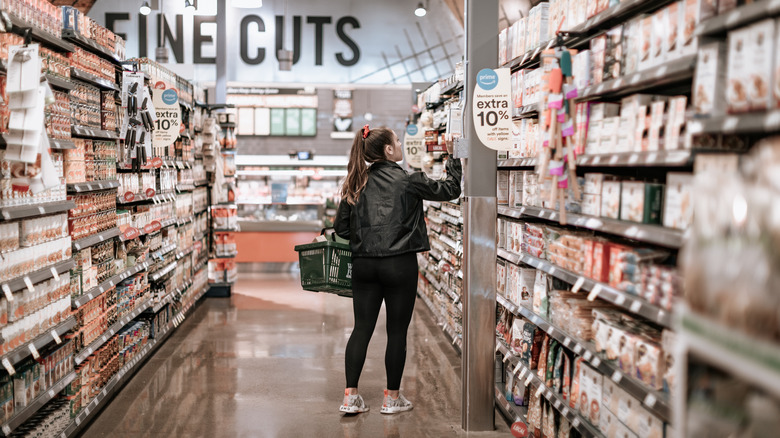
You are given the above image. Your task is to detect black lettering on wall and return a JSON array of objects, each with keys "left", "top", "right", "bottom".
[
  {"left": 240, "top": 15, "right": 265, "bottom": 65},
  {"left": 157, "top": 14, "right": 184, "bottom": 63},
  {"left": 275, "top": 15, "right": 301, "bottom": 64},
  {"left": 336, "top": 16, "right": 360, "bottom": 67},
  {"left": 193, "top": 15, "right": 216, "bottom": 64},
  {"left": 306, "top": 16, "right": 332, "bottom": 66},
  {"left": 139, "top": 14, "right": 148, "bottom": 58},
  {"left": 105, "top": 13, "right": 129, "bottom": 41}
]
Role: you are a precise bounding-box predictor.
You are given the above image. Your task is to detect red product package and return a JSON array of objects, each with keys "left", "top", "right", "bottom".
[{"left": 591, "top": 241, "right": 610, "bottom": 283}]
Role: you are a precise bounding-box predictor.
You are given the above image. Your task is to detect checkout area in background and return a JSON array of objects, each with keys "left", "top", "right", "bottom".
[{"left": 234, "top": 154, "right": 347, "bottom": 272}]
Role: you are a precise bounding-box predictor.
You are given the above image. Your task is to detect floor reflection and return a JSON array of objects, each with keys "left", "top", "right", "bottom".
[{"left": 81, "top": 273, "right": 509, "bottom": 438}]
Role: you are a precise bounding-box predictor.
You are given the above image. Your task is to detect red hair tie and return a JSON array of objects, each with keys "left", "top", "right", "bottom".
[{"left": 362, "top": 124, "right": 370, "bottom": 139}]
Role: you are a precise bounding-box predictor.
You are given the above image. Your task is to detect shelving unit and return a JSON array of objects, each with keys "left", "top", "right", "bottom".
[
  {"left": 72, "top": 227, "right": 120, "bottom": 251},
  {"left": 0, "top": 201, "right": 76, "bottom": 221},
  {"left": 0, "top": 371, "right": 77, "bottom": 436},
  {"left": 0, "top": 316, "right": 77, "bottom": 371},
  {"left": 0, "top": 259, "right": 76, "bottom": 295},
  {"left": 66, "top": 180, "right": 120, "bottom": 193}
]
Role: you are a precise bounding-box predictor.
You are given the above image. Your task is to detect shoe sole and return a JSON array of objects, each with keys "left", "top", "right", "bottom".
[
  {"left": 340, "top": 406, "right": 370, "bottom": 414},
  {"left": 380, "top": 406, "right": 413, "bottom": 414}
]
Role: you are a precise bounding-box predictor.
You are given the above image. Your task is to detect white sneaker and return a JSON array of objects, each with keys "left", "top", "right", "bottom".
[
  {"left": 340, "top": 389, "right": 370, "bottom": 414},
  {"left": 380, "top": 390, "right": 413, "bottom": 414}
]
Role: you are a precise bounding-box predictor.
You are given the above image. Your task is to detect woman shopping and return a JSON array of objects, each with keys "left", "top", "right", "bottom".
[{"left": 334, "top": 124, "right": 462, "bottom": 414}]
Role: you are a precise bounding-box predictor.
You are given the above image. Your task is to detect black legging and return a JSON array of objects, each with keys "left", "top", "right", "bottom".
[{"left": 345, "top": 252, "right": 418, "bottom": 391}]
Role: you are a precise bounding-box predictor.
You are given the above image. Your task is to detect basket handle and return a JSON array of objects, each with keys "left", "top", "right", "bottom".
[{"left": 321, "top": 227, "right": 338, "bottom": 242}]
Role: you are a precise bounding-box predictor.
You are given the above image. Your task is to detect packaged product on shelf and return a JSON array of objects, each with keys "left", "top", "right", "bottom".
[
  {"left": 600, "top": 180, "right": 622, "bottom": 219},
  {"left": 497, "top": 260, "right": 507, "bottom": 297},
  {"left": 510, "top": 171, "right": 524, "bottom": 208},
  {"left": 661, "top": 329, "right": 676, "bottom": 393},
  {"left": 651, "top": 8, "right": 667, "bottom": 65},
  {"left": 639, "top": 15, "right": 654, "bottom": 71},
  {"left": 532, "top": 271, "right": 549, "bottom": 318},
  {"left": 580, "top": 363, "right": 602, "bottom": 425},
  {"left": 511, "top": 318, "right": 527, "bottom": 356},
  {"left": 747, "top": 19, "right": 776, "bottom": 111},
  {"left": 522, "top": 171, "right": 539, "bottom": 206},
  {"left": 693, "top": 41, "right": 728, "bottom": 116},
  {"left": 497, "top": 170, "right": 509, "bottom": 205},
  {"left": 517, "top": 268, "right": 535, "bottom": 307},
  {"left": 505, "top": 263, "right": 518, "bottom": 304},
  {"left": 634, "top": 336, "right": 664, "bottom": 390},
  {"left": 573, "top": 50, "right": 592, "bottom": 90},
  {"left": 726, "top": 26, "right": 751, "bottom": 113},
  {"left": 663, "top": 172, "right": 693, "bottom": 229},
  {"left": 603, "top": 26, "right": 624, "bottom": 83},
  {"left": 590, "top": 35, "right": 607, "bottom": 86},
  {"left": 619, "top": 181, "right": 664, "bottom": 224}
]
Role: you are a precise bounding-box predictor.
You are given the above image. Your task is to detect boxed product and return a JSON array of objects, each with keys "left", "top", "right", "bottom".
[
  {"left": 517, "top": 268, "right": 535, "bottom": 306},
  {"left": 693, "top": 41, "right": 728, "bottom": 116},
  {"left": 591, "top": 35, "right": 607, "bottom": 85},
  {"left": 600, "top": 407, "right": 640, "bottom": 438},
  {"left": 579, "top": 363, "right": 603, "bottom": 425},
  {"left": 639, "top": 15, "right": 654, "bottom": 71},
  {"left": 497, "top": 260, "right": 507, "bottom": 297},
  {"left": 661, "top": 329, "right": 677, "bottom": 393},
  {"left": 511, "top": 318, "right": 527, "bottom": 355},
  {"left": 603, "top": 26, "right": 624, "bottom": 83},
  {"left": 651, "top": 8, "right": 666, "bottom": 65},
  {"left": 585, "top": 173, "right": 605, "bottom": 195},
  {"left": 600, "top": 116, "right": 620, "bottom": 154},
  {"left": 748, "top": 19, "right": 776, "bottom": 111},
  {"left": 625, "top": 403, "right": 664, "bottom": 438},
  {"left": 506, "top": 263, "right": 519, "bottom": 304},
  {"left": 619, "top": 181, "right": 664, "bottom": 224},
  {"left": 523, "top": 172, "right": 539, "bottom": 207},
  {"left": 681, "top": 0, "right": 718, "bottom": 57},
  {"left": 635, "top": 337, "right": 665, "bottom": 390},
  {"left": 601, "top": 180, "right": 622, "bottom": 219},
  {"left": 583, "top": 194, "right": 602, "bottom": 217},
  {"left": 509, "top": 171, "right": 525, "bottom": 207},
  {"left": 663, "top": 172, "right": 694, "bottom": 230},
  {"left": 647, "top": 100, "right": 666, "bottom": 151},
  {"left": 498, "top": 170, "right": 509, "bottom": 205},
  {"left": 498, "top": 218, "right": 507, "bottom": 249},
  {"left": 726, "top": 26, "right": 751, "bottom": 113},
  {"left": 665, "top": 2, "right": 681, "bottom": 59}
]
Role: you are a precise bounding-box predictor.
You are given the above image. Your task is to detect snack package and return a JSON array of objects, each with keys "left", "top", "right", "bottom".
[
  {"left": 570, "top": 357, "right": 583, "bottom": 410},
  {"left": 533, "top": 271, "right": 550, "bottom": 318},
  {"left": 726, "top": 26, "right": 751, "bottom": 113},
  {"left": 748, "top": 19, "right": 776, "bottom": 111},
  {"left": 693, "top": 41, "right": 728, "bottom": 116},
  {"left": 511, "top": 318, "right": 527, "bottom": 356}
]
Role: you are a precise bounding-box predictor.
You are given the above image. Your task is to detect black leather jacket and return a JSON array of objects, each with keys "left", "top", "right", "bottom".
[{"left": 335, "top": 158, "right": 462, "bottom": 257}]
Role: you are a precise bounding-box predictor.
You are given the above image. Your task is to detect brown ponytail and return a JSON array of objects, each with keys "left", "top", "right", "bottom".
[{"left": 341, "top": 125, "right": 396, "bottom": 205}]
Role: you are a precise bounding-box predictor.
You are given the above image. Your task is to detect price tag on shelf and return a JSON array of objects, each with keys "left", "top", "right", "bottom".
[
  {"left": 75, "top": 416, "right": 81, "bottom": 426},
  {"left": 101, "top": 389, "right": 107, "bottom": 397},
  {"left": 48, "top": 389, "right": 55, "bottom": 398},
  {"left": 563, "top": 337, "right": 571, "bottom": 347},
  {"left": 2, "top": 358, "right": 15, "bottom": 375},
  {"left": 764, "top": 111, "right": 780, "bottom": 130},
  {"left": 630, "top": 300, "right": 642, "bottom": 313},
  {"left": 573, "top": 344, "right": 583, "bottom": 354},
  {"left": 495, "top": 344, "right": 502, "bottom": 353},
  {"left": 655, "top": 65, "right": 668, "bottom": 78},
  {"left": 548, "top": 267, "right": 556, "bottom": 276},
  {"left": 52, "top": 330, "right": 62, "bottom": 344},
  {"left": 644, "top": 393, "right": 657, "bottom": 408},
  {"left": 545, "top": 390, "right": 553, "bottom": 400},
  {"left": 552, "top": 399, "right": 561, "bottom": 410},
  {"left": 28, "top": 343, "right": 40, "bottom": 359},
  {"left": 535, "top": 384, "right": 545, "bottom": 398},
  {"left": 591, "top": 356, "right": 601, "bottom": 368},
  {"left": 614, "top": 294, "right": 626, "bottom": 306},
  {"left": 24, "top": 277, "right": 34, "bottom": 292},
  {"left": 609, "top": 155, "right": 619, "bottom": 165},
  {"left": 572, "top": 277, "right": 585, "bottom": 293},
  {"left": 524, "top": 374, "right": 533, "bottom": 387},
  {"left": 592, "top": 156, "right": 601, "bottom": 165},
  {"left": 611, "top": 371, "right": 623, "bottom": 383},
  {"left": 2, "top": 425, "right": 10, "bottom": 435},
  {"left": 503, "top": 352, "right": 512, "bottom": 363},
  {"left": 50, "top": 267, "right": 60, "bottom": 281},
  {"left": 562, "top": 407, "right": 570, "bottom": 417},
  {"left": 572, "top": 417, "right": 581, "bottom": 428},
  {"left": 583, "top": 351, "right": 593, "bottom": 362},
  {"left": 546, "top": 326, "right": 554, "bottom": 336},
  {"left": 513, "top": 362, "right": 523, "bottom": 375},
  {"left": 87, "top": 293, "right": 94, "bottom": 301},
  {"left": 2, "top": 284, "right": 13, "bottom": 302},
  {"left": 87, "top": 347, "right": 93, "bottom": 356},
  {"left": 587, "top": 284, "right": 602, "bottom": 302},
  {"left": 38, "top": 206, "right": 46, "bottom": 215},
  {"left": 725, "top": 9, "right": 743, "bottom": 26}
]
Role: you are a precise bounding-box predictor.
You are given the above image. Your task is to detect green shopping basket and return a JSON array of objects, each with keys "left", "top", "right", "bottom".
[{"left": 294, "top": 230, "right": 352, "bottom": 297}]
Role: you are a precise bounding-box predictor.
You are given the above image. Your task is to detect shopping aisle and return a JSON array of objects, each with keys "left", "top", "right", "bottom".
[{"left": 81, "top": 273, "right": 510, "bottom": 437}]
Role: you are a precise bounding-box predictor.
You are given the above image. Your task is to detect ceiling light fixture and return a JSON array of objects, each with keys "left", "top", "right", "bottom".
[
  {"left": 184, "top": 0, "right": 195, "bottom": 12},
  {"left": 232, "top": 0, "right": 263, "bottom": 8},
  {"left": 140, "top": 1, "right": 152, "bottom": 15},
  {"left": 414, "top": 1, "right": 427, "bottom": 17}
]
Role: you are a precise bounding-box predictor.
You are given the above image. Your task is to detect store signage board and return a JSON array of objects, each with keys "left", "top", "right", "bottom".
[
  {"left": 90, "top": 1, "right": 461, "bottom": 84},
  {"left": 403, "top": 124, "right": 424, "bottom": 169},
  {"left": 472, "top": 68, "right": 513, "bottom": 151},
  {"left": 152, "top": 86, "right": 181, "bottom": 149}
]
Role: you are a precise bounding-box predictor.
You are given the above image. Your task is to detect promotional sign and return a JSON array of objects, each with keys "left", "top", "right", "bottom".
[
  {"left": 152, "top": 86, "right": 181, "bottom": 149},
  {"left": 472, "top": 68, "right": 513, "bottom": 150},
  {"left": 403, "top": 124, "right": 424, "bottom": 169}
]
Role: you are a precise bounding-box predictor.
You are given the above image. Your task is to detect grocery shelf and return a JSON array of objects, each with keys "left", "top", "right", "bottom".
[
  {"left": 160, "top": 218, "right": 177, "bottom": 229},
  {"left": 497, "top": 158, "right": 537, "bottom": 168},
  {"left": 0, "top": 200, "right": 76, "bottom": 221},
  {"left": 578, "top": 55, "right": 696, "bottom": 102},
  {"left": 145, "top": 293, "right": 174, "bottom": 314},
  {"left": 576, "top": 150, "right": 694, "bottom": 167},
  {"left": 74, "top": 298, "right": 152, "bottom": 365},
  {"left": 194, "top": 180, "right": 209, "bottom": 187},
  {"left": 176, "top": 246, "right": 194, "bottom": 260},
  {"left": 45, "top": 75, "right": 74, "bottom": 91},
  {"left": 151, "top": 243, "right": 177, "bottom": 261},
  {"left": 0, "top": 316, "right": 76, "bottom": 372},
  {"left": 563, "top": 0, "right": 677, "bottom": 46},
  {"left": 681, "top": 309, "right": 780, "bottom": 400},
  {"left": 495, "top": 384, "right": 528, "bottom": 425},
  {"left": 49, "top": 139, "right": 76, "bottom": 150},
  {"left": 513, "top": 105, "right": 538, "bottom": 119},
  {"left": 61, "top": 29, "right": 122, "bottom": 65},
  {"left": 7, "top": 14, "right": 74, "bottom": 52},
  {"left": 176, "top": 216, "right": 193, "bottom": 227},
  {"left": 212, "top": 252, "right": 238, "bottom": 259},
  {"left": 497, "top": 248, "right": 673, "bottom": 328},
  {"left": 73, "top": 227, "right": 120, "bottom": 251},
  {"left": 70, "top": 68, "right": 118, "bottom": 91},
  {"left": 1, "top": 259, "right": 76, "bottom": 296},
  {"left": 496, "top": 294, "right": 671, "bottom": 422},
  {"left": 213, "top": 227, "right": 240, "bottom": 232},
  {"left": 496, "top": 341, "right": 604, "bottom": 438},
  {"left": 72, "top": 261, "right": 150, "bottom": 309},
  {"left": 0, "top": 370, "right": 77, "bottom": 436},
  {"left": 439, "top": 81, "right": 463, "bottom": 96},
  {"left": 497, "top": 205, "right": 685, "bottom": 249},
  {"left": 71, "top": 126, "right": 119, "bottom": 140},
  {"left": 117, "top": 191, "right": 175, "bottom": 205},
  {"left": 688, "top": 109, "right": 780, "bottom": 135},
  {"left": 66, "top": 179, "right": 120, "bottom": 193},
  {"left": 150, "top": 260, "right": 177, "bottom": 282},
  {"left": 175, "top": 184, "right": 195, "bottom": 192},
  {"left": 696, "top": 0, "right": 780, "bottom": 37},
  {"left": 417, "top": 291, "right": 463, "bottom": 354}
]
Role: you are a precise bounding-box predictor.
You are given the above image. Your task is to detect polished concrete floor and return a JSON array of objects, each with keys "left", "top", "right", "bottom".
[{"left": 81, "top": 273, "right": 510, "bottom": 438}]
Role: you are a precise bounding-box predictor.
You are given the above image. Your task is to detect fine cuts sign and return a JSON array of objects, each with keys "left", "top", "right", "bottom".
[{"left": 472, "top": 68, "right": 513, "bottom": 150}]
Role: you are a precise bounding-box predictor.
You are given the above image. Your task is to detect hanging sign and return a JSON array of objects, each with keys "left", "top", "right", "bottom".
[
  {"left": 152, "top": 86, "right": 181, "bottom": 149},
  {"left": 472, "top": 68, "right": 513, "bottom": 150},
  {"left": 403, "top": 124, "right": 424, "bottom": 169}
]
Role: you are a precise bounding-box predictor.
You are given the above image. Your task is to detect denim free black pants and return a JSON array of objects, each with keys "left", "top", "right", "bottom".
[{"left": 345, "top": 252, "right": 418, "bottom": 391}]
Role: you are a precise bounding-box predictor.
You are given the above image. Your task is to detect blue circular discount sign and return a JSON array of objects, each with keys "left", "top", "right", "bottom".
[
  {"left": 162, "top": 89, "right": 178, "bottom": 105},
  {"left": 476, "top": 68, "right": 499, "bottom": 90},
  {"left": 406, "top": 124, "right": 419, "bottom": 136}
]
